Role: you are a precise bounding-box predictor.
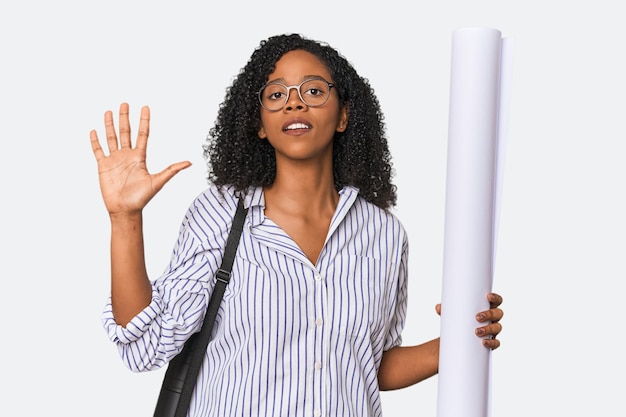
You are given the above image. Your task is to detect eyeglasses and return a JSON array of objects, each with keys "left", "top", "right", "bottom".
[{"left": 258, "top": 78, "right": 335, "bottom": 112}]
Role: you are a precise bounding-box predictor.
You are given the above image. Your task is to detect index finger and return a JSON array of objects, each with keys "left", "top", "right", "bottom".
[{"left": 488, "top": 292, "right": 503, "bottom": 308}]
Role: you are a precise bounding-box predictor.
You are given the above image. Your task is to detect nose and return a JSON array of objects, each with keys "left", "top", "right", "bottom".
[{"left": 284, "top": 86, "right": 306, "bottom": 111}]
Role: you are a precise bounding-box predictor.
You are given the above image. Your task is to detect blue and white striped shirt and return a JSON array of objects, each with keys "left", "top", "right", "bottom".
[{"left": 103, "top": 184, "right": 408, "bottom": 417}]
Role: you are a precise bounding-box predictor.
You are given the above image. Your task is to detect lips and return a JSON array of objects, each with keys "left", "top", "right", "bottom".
[{"left": 282, "top": 118, "right": 312, "bottom": 132}]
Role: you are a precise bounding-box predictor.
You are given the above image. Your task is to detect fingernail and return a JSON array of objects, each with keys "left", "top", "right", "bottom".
[
  {"left": 476, "top": 313, "right": 486, "bottom": 321},
  {"left": 475, "top": 328, "right": 484, "bottom": 336}
]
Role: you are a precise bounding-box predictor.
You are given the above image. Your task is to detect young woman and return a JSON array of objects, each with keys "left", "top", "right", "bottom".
[{"left": 90, "top": 33, "right": 503, "bottom": 417}]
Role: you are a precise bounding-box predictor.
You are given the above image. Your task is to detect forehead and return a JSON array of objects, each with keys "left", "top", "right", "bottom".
[{"left": 268, "top": 49, "right": 332, "bottom": 83}]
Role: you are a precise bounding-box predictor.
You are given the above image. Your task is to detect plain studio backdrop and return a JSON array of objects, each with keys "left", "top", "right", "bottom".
[{"left": 1, "top": 1, "right": 624, "bottom": 416}]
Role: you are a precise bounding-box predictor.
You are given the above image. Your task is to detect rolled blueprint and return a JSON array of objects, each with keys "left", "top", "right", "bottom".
[{"left": 436, "top": 27, "right": 513, "bottom": 417}]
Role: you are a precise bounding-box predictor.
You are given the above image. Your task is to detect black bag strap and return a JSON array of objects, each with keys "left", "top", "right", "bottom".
[{"left": 154, "top": 198, "right": 247, "bottom": 417}]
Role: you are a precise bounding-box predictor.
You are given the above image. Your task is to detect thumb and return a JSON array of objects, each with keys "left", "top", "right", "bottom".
[
  {"left": 435, "top": 303, "right": 442, "bottom": 316},
  {"left": 153, "top": 161, "right": 192, "bottom": 191}
]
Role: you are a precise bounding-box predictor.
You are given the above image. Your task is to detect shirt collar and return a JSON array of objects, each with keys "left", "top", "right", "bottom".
[{"left": 244, "top": 185, "right": 360, "bottom": 229}]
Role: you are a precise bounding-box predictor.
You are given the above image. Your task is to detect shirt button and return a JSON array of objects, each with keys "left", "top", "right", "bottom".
[
  {"left": 314, "top": 410, "right": 321, "bottom": 417},
  {"left": 314, "top": 361, "right": 322, "bottom": 370},
  {"left": 315, "top": 273, "right": 322, "bottom": 281},
  {"left": 315, "top": 318, "right": 323, "bottom": 326}
]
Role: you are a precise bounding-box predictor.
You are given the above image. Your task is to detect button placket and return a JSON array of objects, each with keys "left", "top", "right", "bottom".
[{"left": 312, "top": 269, "right": 326, "bottom": 417}]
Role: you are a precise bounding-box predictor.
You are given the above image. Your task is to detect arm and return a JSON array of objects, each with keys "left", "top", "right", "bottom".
[
  {"left": 378, "top": 292, "right": 504, "bottom": 391},
  {"left": 90, "top": 103, "right": 191, "bottom": 326},
  {"left": 108, "top": 211, "right": 151, "bottom": 327},
  {"left": 378, "top": 338, "right": 440, "bottom": 391}
]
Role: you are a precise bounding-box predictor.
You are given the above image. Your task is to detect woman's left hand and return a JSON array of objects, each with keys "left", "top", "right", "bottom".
[
  {"left": 475, "top": 292, "right": 504, "bottom": 349},
  {"left": 435, "top": 292, "right": 504, "bottom": 350}
]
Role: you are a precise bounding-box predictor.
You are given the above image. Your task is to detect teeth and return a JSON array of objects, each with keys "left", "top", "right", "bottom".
[{"left": 286, "top": 123, "right": 309, "bottom": 130}]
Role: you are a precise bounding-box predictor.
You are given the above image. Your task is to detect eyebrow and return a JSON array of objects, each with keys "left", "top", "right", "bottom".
[{"left": 265, "top": 75, "right": 330, "bottom": 85}]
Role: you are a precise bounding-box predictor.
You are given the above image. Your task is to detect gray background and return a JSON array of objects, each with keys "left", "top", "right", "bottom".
[{"left": 1, "top": 1, "right": 624, "bottom": 416}]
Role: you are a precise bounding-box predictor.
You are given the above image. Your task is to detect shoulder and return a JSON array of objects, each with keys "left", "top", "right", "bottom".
[
  {"left": 341, "top": 186, "right": 408, "bottom": 245},
  {"left": 364, "top": 198, "right": 407, "bottom": 241},
  {"left": 333, "top": 188, "right": 408, "bottom": 264},
  {"left": 351, "top": 190, "right": 407, "bottom": 233},
  {"left": 181, "top": 184, "right": 245, "bottom": 241},
  {"left": 189, "top": 184, "right": 237, "bottom": 216}
]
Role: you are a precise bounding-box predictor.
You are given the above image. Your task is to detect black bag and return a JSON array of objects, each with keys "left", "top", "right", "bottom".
[{"left": 153, "top": 198, "right": 247, "bottom": 417}]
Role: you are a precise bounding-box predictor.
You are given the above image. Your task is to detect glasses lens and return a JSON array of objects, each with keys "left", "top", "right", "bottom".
[
  {"left": 300, "top": 79, "right": 331, "bottom": 107},
  {"left": 260, "top": 83, "right": 288, "bottom": 111}
]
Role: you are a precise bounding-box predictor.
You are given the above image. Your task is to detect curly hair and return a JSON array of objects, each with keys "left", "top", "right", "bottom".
[{"left": 204, "top": 33, "right": 397, "bottom": 209}]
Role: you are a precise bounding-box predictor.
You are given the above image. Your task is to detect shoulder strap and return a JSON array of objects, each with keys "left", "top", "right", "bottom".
[{"left": 174, "top": 198, "right": 248, "bottom": 417}]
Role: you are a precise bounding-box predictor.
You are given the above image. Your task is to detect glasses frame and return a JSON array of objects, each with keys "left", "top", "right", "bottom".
[{"left": 258, "top": 78, "right": 335, "bottom": 112}]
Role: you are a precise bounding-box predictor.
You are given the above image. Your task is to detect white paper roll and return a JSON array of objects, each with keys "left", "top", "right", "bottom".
[{"left": 436, "top": 27, "right": 512, "bottom": 417}]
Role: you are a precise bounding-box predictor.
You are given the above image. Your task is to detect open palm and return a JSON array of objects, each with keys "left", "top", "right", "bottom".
[{"left": 89, "top": 103, "right": 191, "bottom": 215}]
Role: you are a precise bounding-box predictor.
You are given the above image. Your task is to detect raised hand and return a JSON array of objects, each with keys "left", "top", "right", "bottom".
[{"left": 89, "top": 103, "right": 191, "bottom": 216}]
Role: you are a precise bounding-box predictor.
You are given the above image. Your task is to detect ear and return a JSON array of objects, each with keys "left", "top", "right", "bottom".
[
  {"left": 258, "top": 125, "right": 267, "bottom": 139},
  {"left": 336, "top": 105, "right": 349, "bottom": 133}
]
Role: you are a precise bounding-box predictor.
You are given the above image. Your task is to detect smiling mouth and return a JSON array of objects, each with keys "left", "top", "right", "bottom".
[{"left": 284, "top": 122, "right": 311, "bottom": 131}]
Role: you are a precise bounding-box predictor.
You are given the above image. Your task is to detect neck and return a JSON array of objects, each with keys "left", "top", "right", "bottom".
[{"left": 264, "top": 160, "right": 338, "bottom": 214}]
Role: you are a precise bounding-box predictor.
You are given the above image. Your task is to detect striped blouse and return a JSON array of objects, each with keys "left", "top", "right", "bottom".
[{"left": 102, "top": 184, "right": 408, "bottom": 417}]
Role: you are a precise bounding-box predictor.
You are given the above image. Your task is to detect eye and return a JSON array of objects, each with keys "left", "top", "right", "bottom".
[
  {"left": 302, "top": 80, "right": 329, "bottom": 98},
  {"left": 263, "top": 84, "right": 287, "bottom": 101},
  {"left": 268, "top": 91, "right": 284, "bottom": 101}
]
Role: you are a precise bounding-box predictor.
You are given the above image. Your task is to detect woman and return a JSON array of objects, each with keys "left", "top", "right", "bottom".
[{"left": 90, "top": 33, "right": 503, "bottom": 417}]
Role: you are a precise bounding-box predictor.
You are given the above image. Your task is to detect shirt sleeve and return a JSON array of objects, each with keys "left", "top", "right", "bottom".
[
  {"left": 100, "top": 186, "right": 237, "bottom": 372},
  {"left": 383, "top": 224, "right": 409, "bottom": 351},
  {"left": 101, "top": 287, "right": 163, "bottom": 345}
]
